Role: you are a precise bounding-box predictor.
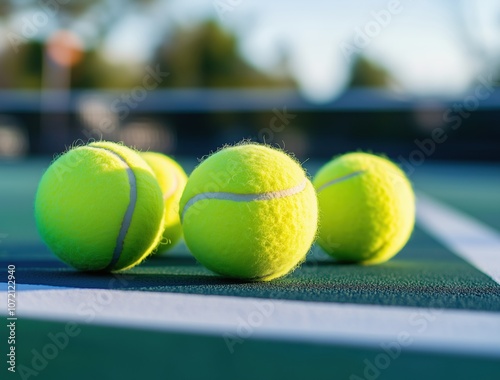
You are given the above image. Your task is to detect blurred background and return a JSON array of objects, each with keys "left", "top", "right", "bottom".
[{"left": 0, "top": 0, "right": 499, "bottom": 161}]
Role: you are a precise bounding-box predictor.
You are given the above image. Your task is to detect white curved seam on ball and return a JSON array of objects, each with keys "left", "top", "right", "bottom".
[
  {"left": 88, "top": 147, "right": 137, "bottom": 271},
  {"left": 181, "top": 178, "right": 307, "bottom": 222},
  {"left": 317, "top": 171, "right": 365, "bottom": 193}
]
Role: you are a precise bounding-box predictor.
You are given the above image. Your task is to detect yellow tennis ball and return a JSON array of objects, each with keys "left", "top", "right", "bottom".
[
  {"left": 313, "top": 152, "right": 415, "bottom": 264},
  {"left": 141, "top": 152, "right": 188, "bottom": 253},
  {"left": 179, "top": 143, "right": 318, "bottom": 281},
  {"left": 35, "top": 141, "right": 165, "bottom": 272}
]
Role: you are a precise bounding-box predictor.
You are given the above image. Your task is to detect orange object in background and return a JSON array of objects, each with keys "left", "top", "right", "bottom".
[{"left": 46, "top": 30, "right": 83, "bottom": 68}]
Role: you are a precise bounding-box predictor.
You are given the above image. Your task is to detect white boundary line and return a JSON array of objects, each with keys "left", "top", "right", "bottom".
[
  {"left": 1, "top": 284, "right": 499, "bottom": 357},
  {"left": 416, "top": 193, "right": 500, "bottom": 285}
]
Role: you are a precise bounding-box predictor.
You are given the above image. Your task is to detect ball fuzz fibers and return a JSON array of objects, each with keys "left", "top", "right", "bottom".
[
  {"left": 313, "top": 152, "right": 415, "bottom": 264},
  {"left": 35, "top": 141, "right": 165, "bottom": 271},
  {"left": 180, "top": 143, "right": 318, "bottom": 281}
]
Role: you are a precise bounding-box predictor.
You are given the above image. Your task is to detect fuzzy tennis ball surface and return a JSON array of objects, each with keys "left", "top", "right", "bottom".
[
  {"left": 141, "top": 152, "right": 188, "bottom": 253},
  {"left": 313, "top": 152, "right": 415, "bottom": 264},
  {"left": 35, "top": 141, "right": 165, "bottom": 272},
  {"left": 179, "top": 143, "right": 318, "bottom": 281}
]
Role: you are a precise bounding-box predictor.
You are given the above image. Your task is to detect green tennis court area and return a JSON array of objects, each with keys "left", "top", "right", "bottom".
[{"left": 1, "top": 158, "right": 499, "bottom": 380}]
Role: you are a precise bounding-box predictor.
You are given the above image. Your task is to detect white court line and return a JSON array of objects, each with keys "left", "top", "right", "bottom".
[
  {"left": 416, "top": 193, "right": 500, "bottom": 285},
  {"left": 1, "top": 284, "right": 500, "bottom": 357}
]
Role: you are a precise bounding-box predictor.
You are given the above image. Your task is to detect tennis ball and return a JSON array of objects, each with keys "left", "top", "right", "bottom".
[
  {"left": 313, "top": 152, "right": 415, "bottom": 264},
  {"left": 35, "top": 141, "right": 165, "bottom": 272},
  {"left": 141, "top": 152, "right": 188, "bottom": 253},
  {"left": 179, "top": 143, "right": 318, "bottom": 281}
]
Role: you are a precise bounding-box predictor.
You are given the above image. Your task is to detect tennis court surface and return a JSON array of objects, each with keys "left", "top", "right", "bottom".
[{"left": 1, "top": 158, "right": 499, "bottom": 380}]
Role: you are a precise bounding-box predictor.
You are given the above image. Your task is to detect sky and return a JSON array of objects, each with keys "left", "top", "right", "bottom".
[{"left": 2, "top": 0, "right": 500, "bottom": 101}]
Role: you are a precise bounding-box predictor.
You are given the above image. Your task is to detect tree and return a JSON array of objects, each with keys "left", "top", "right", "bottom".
[
  {"left": 0, "top": 41, "right": 43, "bottom": 88},
  {"left": 347, "top": 55, "right": 394, "bottom": 88},
  {"left": 154, "top": 20, "right": 296, "bottom": 88}
]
